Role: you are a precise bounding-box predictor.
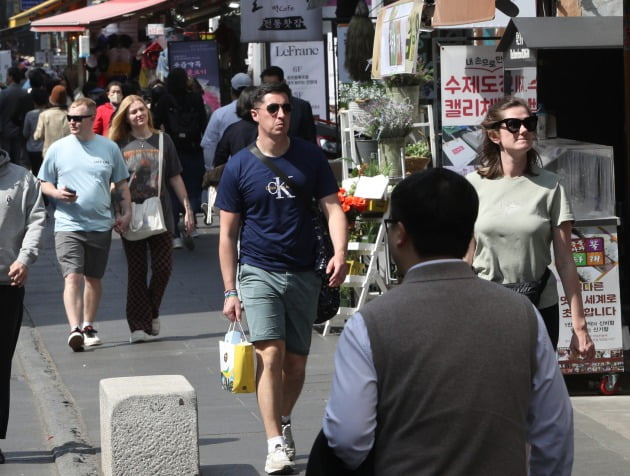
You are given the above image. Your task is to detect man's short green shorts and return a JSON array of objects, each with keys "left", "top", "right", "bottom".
[{"left": 239, "top": 263, "right": 320, "bottom": 355}]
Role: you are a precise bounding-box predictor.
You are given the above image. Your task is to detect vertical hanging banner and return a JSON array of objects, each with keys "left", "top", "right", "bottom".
[
  {"left": 240, "top": 0, "right": 323, "bottom": 42},
  {"left": 556, "top": 224, "right": 624, "bottom": 375},
  {"left": 270, "top": 41, "right": 327, "bottom": 119},
  {"left": 168, "top": 41, "right": 221, "bottom": 113}
]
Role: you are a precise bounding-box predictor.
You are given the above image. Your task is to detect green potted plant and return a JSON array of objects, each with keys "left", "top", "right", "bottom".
[
  {"left": 382, "top": 58, "right": 433, "bottom": 117},
  {"left": 404, "top": 138, "right": 431, "bottom": 175},
  {"left": 356, "top": 97, "right": 415, "bottom": 177}
]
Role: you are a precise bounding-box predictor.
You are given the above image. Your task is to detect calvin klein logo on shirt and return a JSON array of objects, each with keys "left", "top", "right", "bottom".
[{"left": 266, "top": 177, "right": 296, "bottom": 200}]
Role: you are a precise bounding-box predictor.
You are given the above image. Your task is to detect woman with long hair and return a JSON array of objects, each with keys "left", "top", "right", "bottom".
[
  {"left": 465, "top": 96, "right": 595, "bottom": 359},
  {"left": 109, "top": 95, "right": 195, "bottom": 342}
]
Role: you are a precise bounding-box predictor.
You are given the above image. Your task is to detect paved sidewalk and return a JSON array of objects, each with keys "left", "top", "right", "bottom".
[{"left": 3, "top": 222, "right": 630, "bottom": 475}]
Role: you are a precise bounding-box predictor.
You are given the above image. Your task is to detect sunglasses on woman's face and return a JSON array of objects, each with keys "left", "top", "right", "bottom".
[
  {"left": 492, "top": 116, "right": 538, "bottom": 133},
  {"left": 260, "top": 103, "right": 292, "bottom": 115}
]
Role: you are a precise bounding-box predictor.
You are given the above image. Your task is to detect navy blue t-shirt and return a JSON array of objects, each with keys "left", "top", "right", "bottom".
[{"left": 215, "top": 138, "right": 338, "bottom": 272}]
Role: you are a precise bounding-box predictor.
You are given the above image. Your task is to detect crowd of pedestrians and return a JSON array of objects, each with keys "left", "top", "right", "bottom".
[{"left": 0, "top": 62, "right": 591, "bottom": 475}]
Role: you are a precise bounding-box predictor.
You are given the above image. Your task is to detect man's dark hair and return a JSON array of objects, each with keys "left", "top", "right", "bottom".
[
  {"left": 30, "top": 87, "right": 49, "bottom": 107},
  {"left": 260, "top": 66, "right": 285, "bottom": 82},
  {"left": 390, "top": 168, "right": 479, "bottom": 259},
  {"left": 251, "top": 83, "right": 292, "bottom": 108},
  {"left": 7, "top": 67, "right": 22, "bottom": 83},
  {"left": 28, "top": 68, "right": 47, "bottom": 89}
]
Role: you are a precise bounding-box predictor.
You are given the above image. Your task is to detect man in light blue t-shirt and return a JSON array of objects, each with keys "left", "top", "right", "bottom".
[{"left": 38, "top": 98, "right": 131, "bottom": 352}]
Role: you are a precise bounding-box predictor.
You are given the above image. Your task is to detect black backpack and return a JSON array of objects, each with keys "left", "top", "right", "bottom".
[{"left": 164, "top": 94, "right": 202, "bottom": 149}]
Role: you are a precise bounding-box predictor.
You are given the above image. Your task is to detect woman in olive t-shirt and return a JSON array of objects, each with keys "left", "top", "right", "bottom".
[{"left": 465, "top": 96, "right": 594, "bottom": 359}]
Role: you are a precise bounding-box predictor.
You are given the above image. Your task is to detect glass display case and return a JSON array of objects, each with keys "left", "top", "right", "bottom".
[{"left": 538, "top": 138, "right": 615, "bottom": 220}]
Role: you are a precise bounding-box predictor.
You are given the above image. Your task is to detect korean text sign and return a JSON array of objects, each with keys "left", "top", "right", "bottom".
[
  {"left": 168, "top": 40, "right": 220, "bottom": 90},
  {"left": 240, "top": 0, "right": 323, "bottom": 42},
  {"left": 556, "top": 225, "right": 624, "bottom": 375}
]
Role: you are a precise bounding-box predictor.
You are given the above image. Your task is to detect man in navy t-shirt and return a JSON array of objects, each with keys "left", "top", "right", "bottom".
[{"left": 215, "top": 82, "right": 348, "bottom": 475}]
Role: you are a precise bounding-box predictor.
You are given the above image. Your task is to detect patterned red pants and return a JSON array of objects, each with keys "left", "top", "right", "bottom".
[{"left": 122, "top": 231, "right": 173, "bottom": 332}]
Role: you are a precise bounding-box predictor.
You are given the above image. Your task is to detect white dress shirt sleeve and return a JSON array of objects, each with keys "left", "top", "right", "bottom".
[
  {"left": 323, "top": 312, "right": 377, "bottom": 470},
  {"left": 527, "top": 306, "right": 574, "bottom": 476}
]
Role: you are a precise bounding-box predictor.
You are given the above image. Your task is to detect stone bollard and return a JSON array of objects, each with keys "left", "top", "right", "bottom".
[{"left": 100, "top": 375, "right": 199, "bottom": 476}]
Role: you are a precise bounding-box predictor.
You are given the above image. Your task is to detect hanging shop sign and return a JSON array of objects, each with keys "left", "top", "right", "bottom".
[
  {"left": 240, "top": 0, "right": 323, "bottom": 43},
  {"left": 269, "top": 41, "right": 327, "bottom": 119},
  {"left": 556, "top": 224, "right": 624, "bottom": 375},
  {"left": 371, "top": 0, "right": 424, "bottom": 78},
  {"left": 168, "top": 40, "right": 221, "bottom": 112},
  {"left": 146, "top": 24, "right": 165, "bottom": 37}
]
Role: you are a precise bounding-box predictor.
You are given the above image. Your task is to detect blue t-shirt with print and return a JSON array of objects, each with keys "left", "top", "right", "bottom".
[
  {"left": 215, "top": 138, "right": 338, "bottom": 272},
  {"left": 38, "top": 134, "right": 129, "bottom": 232}
]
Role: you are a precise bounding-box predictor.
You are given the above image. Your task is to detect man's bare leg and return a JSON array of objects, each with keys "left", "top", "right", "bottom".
[
  {"left": 255, "top": 339, "right": 285, "bottom": 439},
  {"left": 63, "top": 273, "right": 83, "bottom": 329}
]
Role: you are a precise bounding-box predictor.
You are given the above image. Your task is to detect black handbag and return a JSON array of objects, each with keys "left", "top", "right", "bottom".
[
  {"left": 502, "top": 268, "right": 551, "bottom": 307},
  {"left": 249, "top": 145, "right": 340, "bottom": 323}
]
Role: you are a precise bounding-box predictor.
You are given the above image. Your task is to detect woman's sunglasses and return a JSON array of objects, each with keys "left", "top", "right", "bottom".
[
  {"left": 492, "top": 116, "right": 538, "bottom": 133},
  {"left": 259, "top": 103, "right": 292, "bottom": 115}
]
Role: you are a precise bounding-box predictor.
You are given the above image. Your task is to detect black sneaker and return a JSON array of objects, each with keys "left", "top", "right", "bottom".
[
  {"left": 68, "top": 327, "right": 84, "bottom": 352},
  {"left": 178, "top": 221, "right": 195, "bottom": 251}
]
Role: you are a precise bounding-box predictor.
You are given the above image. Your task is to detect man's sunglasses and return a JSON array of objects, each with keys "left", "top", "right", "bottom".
[
  {"left": 259, "top": 103, "right": 292, "bottom": 115},
  {"left": 67, "top": 114, "right": 94, "bottom": 123},
  {"left": 492, "top": 116, "right": 538, "bottom": 133}
]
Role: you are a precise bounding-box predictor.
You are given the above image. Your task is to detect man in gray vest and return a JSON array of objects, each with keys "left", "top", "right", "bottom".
[{"left": 311, "top": 168, "right": 573, "bottom": 475}]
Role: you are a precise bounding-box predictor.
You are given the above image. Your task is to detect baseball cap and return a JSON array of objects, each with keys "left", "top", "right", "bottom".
[{"left": 231, "top": 72, "right": 252, "bottom": 90}]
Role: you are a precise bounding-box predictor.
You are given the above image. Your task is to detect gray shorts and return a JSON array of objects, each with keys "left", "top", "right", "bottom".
[
  {"left": 239, "top": 263, "right": 320, "bottom": 355},
  {"left": 54, "top": 231, "right": 112, "bottom": 279}
]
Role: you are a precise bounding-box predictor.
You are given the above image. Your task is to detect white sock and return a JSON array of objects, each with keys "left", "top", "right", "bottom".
[
  {"left": 267, "top": 436, "right": 285, "bottom": 453},
  {"left": 281, "top": 416, "right": 291, "bottom": 425},
  {"left": 82, "top": 322, "right": 93, "bottom": 329}
]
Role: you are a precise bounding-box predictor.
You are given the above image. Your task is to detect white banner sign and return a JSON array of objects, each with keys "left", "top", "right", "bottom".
[
  {"left": 556, "top": 225, "right": 624, "bottom": 375},
  {"left": 241, "top": 0, "right": 323, "bottom": 42},
  {"left": 440, "top": 45, "right": 505, "bottom": 127},
  {"left": 270, "top": 41, "right": 327, "bottom": 119}
]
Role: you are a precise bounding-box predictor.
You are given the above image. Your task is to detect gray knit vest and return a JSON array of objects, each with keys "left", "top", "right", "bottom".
[{"left": 361, "top": 261, "right": 538, "bottom": 475}]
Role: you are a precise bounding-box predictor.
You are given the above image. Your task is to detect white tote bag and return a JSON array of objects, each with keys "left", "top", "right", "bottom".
[{"left": 123, "top": 132, "right": 167, "bottom": 241}]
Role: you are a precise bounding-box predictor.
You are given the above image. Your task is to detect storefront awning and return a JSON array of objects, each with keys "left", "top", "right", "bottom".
[
  {"left": 9, "top": 0, "right": 84, "bottom": 29},
  {"left": 30, "top": 0, "right": 172, "bottom": 33},
  {"left": 497, "top": 16, "right": 623, "bottom": 51}
]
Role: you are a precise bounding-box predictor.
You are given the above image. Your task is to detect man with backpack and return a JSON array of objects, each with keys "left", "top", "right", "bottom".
[{"left": 153, "top": 68, "right": 207, "bottom": 248}]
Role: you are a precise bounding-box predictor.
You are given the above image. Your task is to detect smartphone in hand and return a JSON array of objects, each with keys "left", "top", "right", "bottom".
[{"left": 65, "top": 187, "right": 76, "bottom": 195}]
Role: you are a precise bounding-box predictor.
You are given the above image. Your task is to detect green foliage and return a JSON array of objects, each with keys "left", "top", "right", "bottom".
[
  {"left": 338, "top": 81, "right": 385, "bottom": 109},
  {"left": 405, "top": 140, "right": 430, "bottom": 157}
]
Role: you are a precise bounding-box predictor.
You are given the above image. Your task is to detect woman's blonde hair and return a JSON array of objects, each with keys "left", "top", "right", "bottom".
[
  {"left": 109, "top": 95, "right": 157, "bottom": 143},
  {"left": 475, "top": 96, "right": 541, "bottom": 179}
]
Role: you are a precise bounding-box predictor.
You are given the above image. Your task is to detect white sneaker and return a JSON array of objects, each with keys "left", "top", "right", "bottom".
[
  {"left": 173, "top": 237, "right": 183, "bottom": 249},
  {"left": 264, "top": 445, "right": 294, "bottom": 475},
  {"left": 82, "top": 325, "right": 101, "bottom": 346},
  {"left": 68, "top": 327, "right": 84, "bottom": 352},
  {"left": 282, "top": 423, "right": 295, "bottom": 461},
  {"left": 151, "top": 318, "right": 160, "bottom": 336},
  {"left": 130, "top": 330, "right": 155, "bottom": 343}
]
